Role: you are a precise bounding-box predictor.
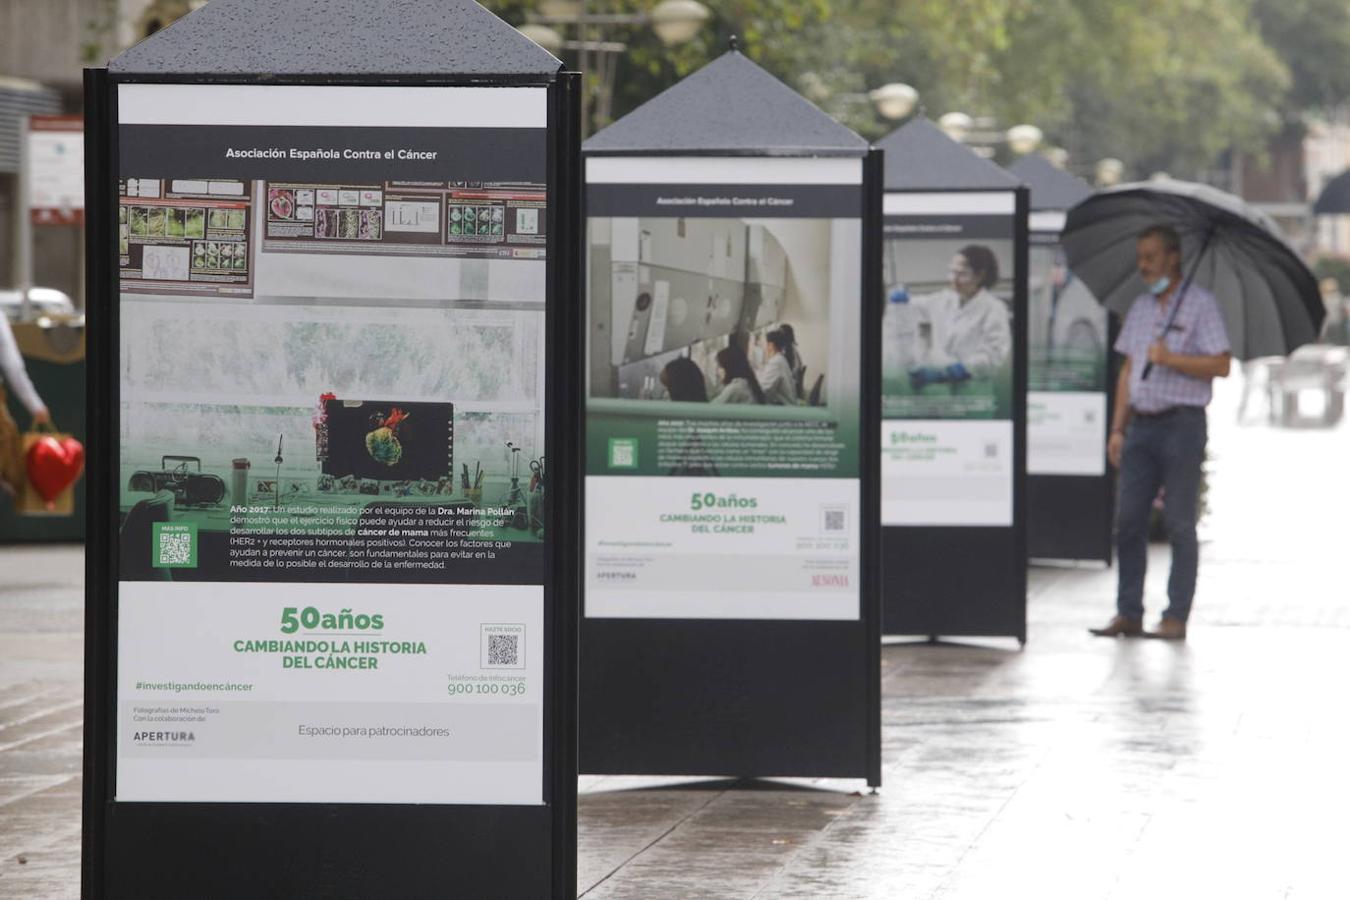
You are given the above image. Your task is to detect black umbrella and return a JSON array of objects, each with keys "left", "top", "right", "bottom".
[
  {"left": 1062, "top": 178, "right": 1323, "bottom": 375},
  {"left": 1313, "top": 169, "right": 1350, "bottom": 215}
]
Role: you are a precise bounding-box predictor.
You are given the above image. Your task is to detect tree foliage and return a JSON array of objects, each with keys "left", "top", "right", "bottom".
[
  {"left": 1253, "top": 0, "right": 1350, "bottom": 115},
  {"left": 482, "top": 0, "right": 1348, "bottom": 179}
]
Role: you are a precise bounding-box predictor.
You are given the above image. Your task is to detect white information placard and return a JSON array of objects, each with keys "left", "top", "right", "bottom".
[
  {"left": 881, "top": 420, "right": 1014, "bottom": 526},
  {"left": 28, "top": 115, "right": 84, "bottom": 224},
  {"left": 1028, "top": 391, "right": 1107, "bottom": 476},
  {"left": 117, "top": 582, "right": 543, "bottom": 804},
  {"left": 587, "top": 476, "right": 859, "bottom": 619},
  {"left": 880, "top": 191, "right": 1018, "bottom": 527},
  {"left": 115, "top": 83, "right": 550, "bottom": 805},
  {"left": 585, "top": 156, "right": 866, "bottom": 620}
]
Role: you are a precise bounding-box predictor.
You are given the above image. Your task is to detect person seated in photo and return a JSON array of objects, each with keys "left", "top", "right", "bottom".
[
  {"left": 759, "top": 328, "right": 801, "bottom": 405},
  {"left": 711, "top": 343, "right": 766, "bottom": 404},
  {"left": 778, "top": 323, "right": 808, "bottom": 394},
  {"left": 660, "top": 357, "right": 709, "bottom": 402},
  {"left": 895, "top": 244, "right": 1012, "bottom": 390}
]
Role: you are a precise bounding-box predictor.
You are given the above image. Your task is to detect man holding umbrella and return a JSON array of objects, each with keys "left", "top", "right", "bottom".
[
  {"left": 1091, "top": 224, "right": 1231, "bottom": 641},
  {"left": 1063, "top": 177, "right": 1325, "bottom": 642}
]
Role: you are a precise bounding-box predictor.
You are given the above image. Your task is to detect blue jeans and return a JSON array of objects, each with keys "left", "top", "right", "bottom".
[{"left": 1116, "top": 407, "right": 1207, "bottom": 623}]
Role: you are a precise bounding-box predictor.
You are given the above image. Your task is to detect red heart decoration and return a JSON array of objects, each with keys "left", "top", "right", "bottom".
[{"left": 26, "top": 436, "right": 85, "bottom": 506}]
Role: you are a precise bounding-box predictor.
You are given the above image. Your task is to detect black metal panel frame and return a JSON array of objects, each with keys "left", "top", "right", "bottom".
[
  {"left": 879, "top": 186, "right": 1030, "bottom": 643},
  {"left": 82, "top": 69, "right": 580, "bottom": 899},
  {"left": 578, "top": 149, "right": 883, "bottom": 787}
]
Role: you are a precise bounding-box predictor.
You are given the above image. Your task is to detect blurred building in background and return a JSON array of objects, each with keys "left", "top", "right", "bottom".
[
  {"left": 1305, "top": 115, "right": 1350, "bottom": 258},
  {"left": 0, "top": 0, "right": 197, "bottom": 303}
]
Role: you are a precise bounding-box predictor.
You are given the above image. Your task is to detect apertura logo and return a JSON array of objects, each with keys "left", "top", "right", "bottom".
[
  {"left": 132, "top": 730, "right": 196, "bottom": 744},
  {"left": 596, "top": 570, "right": 636, "bottom": 582}
]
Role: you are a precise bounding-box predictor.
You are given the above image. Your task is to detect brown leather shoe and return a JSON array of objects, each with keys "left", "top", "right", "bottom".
[
  {"left": 1089, "top": 615, "right": 1144, "bottom": 637},
  {"left": 1145, "top": 617, "right": 1187, "bottom": 640}
]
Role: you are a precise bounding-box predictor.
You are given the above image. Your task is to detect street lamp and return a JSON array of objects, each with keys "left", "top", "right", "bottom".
[
  {"left": 1006, "top": 123, "right": 1043, "bottom": 156},
  {"left": 521, "top": 0, "right": 710, "bottom": 136},
  {"left": 938, "top": 112, "right": 973, "bottom": 142},
  {"left": 518, "top": 23, "right": 564, "bottom": 55},
  {"left": 1095, "top": 158, "right": 1124, "bottom": 187},
  {"left": 649, "top": 0, "right": 710, "bottom": 47},
  {"left": 538, "top": 0, "right": 583, "bottom": 15},
  {"left": 869, "top": 83, "right": 919, "bottom": 122},
  {"left": 797, "top": 72, "right": 831, "bottom": 105}
]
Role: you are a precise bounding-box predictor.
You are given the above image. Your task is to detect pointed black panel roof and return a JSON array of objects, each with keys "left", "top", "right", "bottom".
[
  {"left": 584, "top": 51, "right": 868, "bottom": 156},
  {"left": 876, "top": 116, "right": 1020, "bottom": 191},
  {"left": 1007, "top": 154, "right": 1092, "bottom": 211},
  {"left": 109, "top": 0, "right": 561, "bottom": 77}
]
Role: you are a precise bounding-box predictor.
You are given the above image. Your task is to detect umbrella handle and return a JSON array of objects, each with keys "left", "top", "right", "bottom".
[{"left": 1139, "top": 223, "right": 1218, "bottom": 382}]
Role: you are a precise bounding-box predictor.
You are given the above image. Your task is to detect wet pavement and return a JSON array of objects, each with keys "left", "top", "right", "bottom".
[{"left": 2, "top": 376, "right": 1347, "bottom": 898}]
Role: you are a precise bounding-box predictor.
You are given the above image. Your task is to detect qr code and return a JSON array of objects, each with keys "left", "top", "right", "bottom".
[
  {"left": 159, "top": 532, "right": 191, "bottom": 564},
  {"left": 481, "top": 624, "right": 525, "bottom": 669},
  {"left": 984, "top": 442, "right": 999, "bottom": 458},
  {"left": 152, "top": 523, "right": 196, "bottom": 569},
  {"left": 821, "top": 506, "right": 847, "bottom": 533},
  {"left": 487, "top": 634, "right": 519, "bottom": 666},
  {"left": 608, "top": 438, "right": 638, "bottom": 469}
]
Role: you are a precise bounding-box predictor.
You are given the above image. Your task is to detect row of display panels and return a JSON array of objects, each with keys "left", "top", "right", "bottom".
[{"left": 99, "top": 82, "right": 1106, "bottom": 814}]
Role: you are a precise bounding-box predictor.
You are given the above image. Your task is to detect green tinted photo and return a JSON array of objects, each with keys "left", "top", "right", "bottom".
[{"left": 882, "top": 238, "right": 1015, "bottom": 420}]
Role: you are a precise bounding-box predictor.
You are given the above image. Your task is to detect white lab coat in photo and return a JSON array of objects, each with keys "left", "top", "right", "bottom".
[
  {"left": 909, "top": 287, "right": 1012, "bottom": 374},
  {"left": 712, "top": 378, "right": 758, "bottom": 404},
  {"left": 758, "top": 353, "right": 798, "bottom": 405}
]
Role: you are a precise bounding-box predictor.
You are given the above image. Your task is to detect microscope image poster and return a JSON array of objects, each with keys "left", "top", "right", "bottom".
[
  {"left": 114, "top": 84, "right": 548, "bottom": 805},
  {"left": 584, "top": 156, "right": 864, "bottom": 620},
  {"left": 880, "top": 192, "right": 1017, "bottom": 526}
]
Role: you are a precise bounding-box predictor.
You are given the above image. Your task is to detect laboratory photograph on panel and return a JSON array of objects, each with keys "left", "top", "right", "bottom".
[
  {"left": 586, "top": 215, "right": 862, "bottom": 479},
  {"left": 882, "top": 237, "right": 1015, "bottom": 420},
  {"left": 1027, "top": 241, "right": 1108, "bottom": 393},
  {"left": 119, "top": 175, "right": 548, "bottom": 553}
]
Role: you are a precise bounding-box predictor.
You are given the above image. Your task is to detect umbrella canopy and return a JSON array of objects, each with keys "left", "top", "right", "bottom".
[
  {"left": 1062, "top": 178, "right": 1323, "bottom": 359},
  {"left": 1313, "top": 169, "right": 1350, "bottom": 216}
]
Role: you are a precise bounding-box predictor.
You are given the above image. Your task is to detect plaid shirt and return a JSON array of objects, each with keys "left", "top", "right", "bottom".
[{"left": 1114, "top": 284, "right": 1230, "bottom": 413}]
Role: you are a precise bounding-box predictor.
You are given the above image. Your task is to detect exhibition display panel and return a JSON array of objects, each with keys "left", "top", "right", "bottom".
[
  {"left": 82, "top": 2, "right": 580, "bottom": 897},
  {"left": 581, "top": 51, "right": 881, "bottom": 782},
  {"left": 875, "top": 117, "right": 1028, "bottom": 641},
  {"left": 1008, "top": 154, "right": 1114, "bottom": 564}
]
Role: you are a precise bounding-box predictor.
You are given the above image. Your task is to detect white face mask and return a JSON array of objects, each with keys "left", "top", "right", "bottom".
[{"left": 1148, "top": 275, "right": 1172, "bottom": 296}]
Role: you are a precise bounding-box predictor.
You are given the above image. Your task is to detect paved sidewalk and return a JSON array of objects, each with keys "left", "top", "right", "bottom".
[{"left": 2, "top": 376, "right": 1346, "bottom": 898}]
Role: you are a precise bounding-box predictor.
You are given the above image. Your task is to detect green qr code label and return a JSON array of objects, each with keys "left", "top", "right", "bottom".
[
  {"left": 608, "top": 438, "right": 638, "bottom": 470},
  {"left": 152, "top": 522, "right": 198, "bottom": 568}
]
